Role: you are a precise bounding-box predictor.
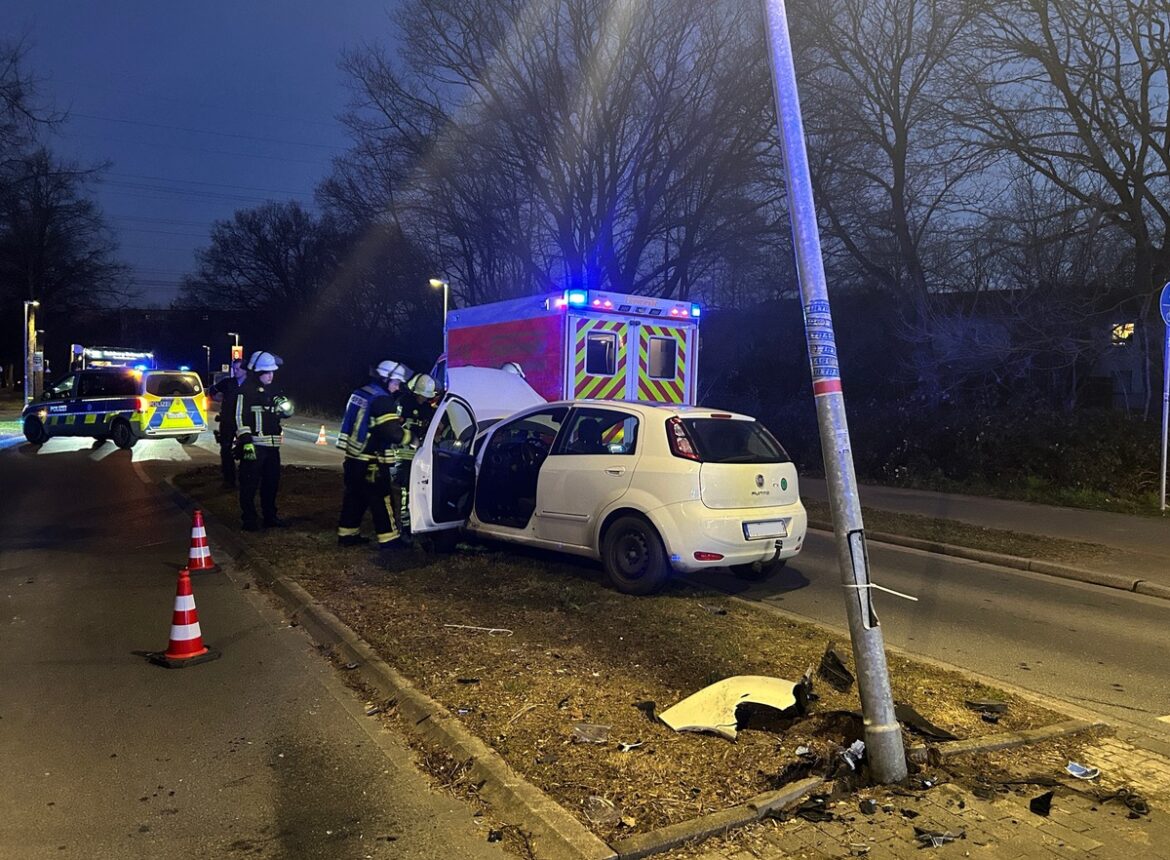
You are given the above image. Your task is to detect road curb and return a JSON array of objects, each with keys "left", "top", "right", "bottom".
[
  {"left": 908, "top": 719, "right": 1103, "bottom": 762},
  {"left": 809, "top": 522, "right": 1164, "bottom": 601},
  {"left": 160, "top": 480, "right": 615, "bottom": 860}
]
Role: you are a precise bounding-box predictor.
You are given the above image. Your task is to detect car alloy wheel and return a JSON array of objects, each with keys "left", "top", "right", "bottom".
[
  {"left": 111, "top": 419, "right": 137, "bottom": 449},
  {"left": 23, "top": 415, "right": 48, "bottom": 444}
]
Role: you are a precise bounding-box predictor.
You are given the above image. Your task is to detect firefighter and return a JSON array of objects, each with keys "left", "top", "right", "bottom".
[
  {"left": 210, "top": 357, "right": 247, "bottom": 489},
  {"left": 336, "top": 359, "right": 411, "bottom": 551},
  {"left": 235, "top": 350, "right": 294, "bottom": 531},
  {"left": 389, "top": 372, "right": 442, "bottom": 547}
]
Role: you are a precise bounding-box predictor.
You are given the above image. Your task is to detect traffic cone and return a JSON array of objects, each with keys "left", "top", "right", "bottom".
[
  {"left": 315, "top": 425, "right": 328, "bottom": 445},
  {"left": 186, "top": 509, "right": 219, "bottom": 573},
  {"left": 150, "top": 568, "right": 221, "bottom": 668}
]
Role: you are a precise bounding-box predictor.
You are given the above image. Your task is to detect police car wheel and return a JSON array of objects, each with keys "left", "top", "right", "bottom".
[
  {"left": 111, "top": 419, "right": 137, "bottom": 449},
  {"left": 177, "top": 434, "right": 199, "bottom": 445},
  {"left": 23, "top": 416, "right": 48, "bottom": 445}
]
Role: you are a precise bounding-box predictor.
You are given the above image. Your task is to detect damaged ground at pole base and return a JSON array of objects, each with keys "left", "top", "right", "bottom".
[{"left": 175, "top": 466, "right": 1166, "bottom": 858}]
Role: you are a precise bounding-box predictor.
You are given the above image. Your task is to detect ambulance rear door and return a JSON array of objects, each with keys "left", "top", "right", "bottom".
[
  {"left": 568, "top": 314, "right": 632, "bottom": 401},
  {"left": 633, "top": 321, "right": 696, "bottom": 405}
]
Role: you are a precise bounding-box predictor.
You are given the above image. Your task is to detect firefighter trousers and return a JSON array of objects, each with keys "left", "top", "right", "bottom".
[
  {"left": 337, "top": 458, "right": 399, "bottom": 545},
  {"left": 239, "top": 445, "right": 281, "bottom": 528},
  {"left": 390, "top": 458, "right": 413, "bottom": 546}
]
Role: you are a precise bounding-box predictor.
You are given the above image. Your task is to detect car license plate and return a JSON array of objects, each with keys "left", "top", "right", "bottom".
[{"left": 743, "top": 519, "right": 787, "bottom": 540}]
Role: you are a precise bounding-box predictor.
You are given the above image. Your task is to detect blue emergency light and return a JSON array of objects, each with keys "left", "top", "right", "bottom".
[
  {"left": 134, "top": 364, "right": 149, "bottom": 371},
  {"left": 691, "top": 304, "right": 701, "bottom": 318},
  {"left": 567, "top": 289, "right": 588, "bottom": 307},
  {"left": 179, "top": 365, "right": 190, "bottom": 371}
]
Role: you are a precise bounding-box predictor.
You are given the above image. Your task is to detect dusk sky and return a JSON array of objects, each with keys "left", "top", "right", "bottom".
[{"left": 8, "top": 1, "right": 397, "bottom": 306}]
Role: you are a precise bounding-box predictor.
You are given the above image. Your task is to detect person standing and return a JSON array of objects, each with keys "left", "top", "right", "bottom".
[
  {"left": 390, "top": 372, "right": 442, "bottom": 547},
  {"left": 336, "top": 359, "right": 411, "bottom": 552},
  {"left": 211, "top": 358, "right": 247, "bottom": 488},
  {"left": 235, "top": 350, "right": 293, "bottom": 531}
]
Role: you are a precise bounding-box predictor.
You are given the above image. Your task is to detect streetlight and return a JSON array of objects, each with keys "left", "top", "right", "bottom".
[
  {"left": 23, "top": 300, "right": 40, "bottom": 405},
  {"left": 201, "top": 344, "right": 211, "bottom": 383},
  {"left": 429, "top": 279, "right": 449, "bottom": 355},
  {"left": 227, "top": 331, "right": 240, "bottom": 347}
]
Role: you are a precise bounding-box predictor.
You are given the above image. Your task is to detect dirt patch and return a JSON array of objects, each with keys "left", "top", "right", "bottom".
[{"left": 178, "top": 465, "right": 1073, "bottom": 845}]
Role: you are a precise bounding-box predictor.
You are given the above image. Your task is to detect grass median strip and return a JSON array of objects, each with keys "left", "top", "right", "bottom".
[{"left": 178, "top": 465, "right": 1076, "bottom": 845}]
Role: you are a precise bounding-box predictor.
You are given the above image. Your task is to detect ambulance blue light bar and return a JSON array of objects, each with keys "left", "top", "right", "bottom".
[
  {"left": 691, "top": 304, "right": 701, "bottom": 317},
  {"left": 567, "top": 289, "right": 588, "bottom": 307}
]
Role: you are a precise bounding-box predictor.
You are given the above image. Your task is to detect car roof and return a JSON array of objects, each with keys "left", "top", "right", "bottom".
[{"left": 539, "top": 399, "right": 756, "bottom": 421}]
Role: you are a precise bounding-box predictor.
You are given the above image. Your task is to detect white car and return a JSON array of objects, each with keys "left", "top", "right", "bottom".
[{"left": 409, "top": 388, "right": 807, "bottom": 595}]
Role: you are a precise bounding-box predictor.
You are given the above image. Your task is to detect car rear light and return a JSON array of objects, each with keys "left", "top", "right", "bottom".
[
  {"left": 137, "top": 396, "right": 147, "bottom": 412},
  {"left": 665, "top": 416, "right": 700, "bottom": 461},
  {"left": 693, "top": 551, "right": 724, "bottom": 561}
]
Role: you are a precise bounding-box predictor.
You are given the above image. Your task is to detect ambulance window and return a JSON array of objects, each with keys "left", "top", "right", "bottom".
[
  {"left": 586, "top": 333, "right": 617, "bottom": 376},
  {"left": 648, "top": 337, "right": 677, "bottom": 379}
]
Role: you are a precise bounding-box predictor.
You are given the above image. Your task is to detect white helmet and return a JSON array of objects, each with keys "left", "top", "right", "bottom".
[
  {"left": 247, "top": 350, "right": 282, "bottom": 372},
  {"left": 407, "top": 372, "right": 438, "bottom": 399},
  {"left": 500, "top": 361, "right": 526, "bottom": 379},
  {"left": 375, "top": 360, "right": 410, "bottom": 383}
]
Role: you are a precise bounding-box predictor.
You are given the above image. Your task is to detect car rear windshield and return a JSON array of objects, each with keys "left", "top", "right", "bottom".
[
  {"left": 681, "top": 418, "right": 790, "bottom": 464},
  {"left": 145, "top": 373, "right": 203, "bottom": 397}
]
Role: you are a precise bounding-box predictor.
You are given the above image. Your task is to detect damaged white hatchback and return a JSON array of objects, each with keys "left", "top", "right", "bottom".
[{"left": 409, "top": 383, "right": 808, "bottom": 594}]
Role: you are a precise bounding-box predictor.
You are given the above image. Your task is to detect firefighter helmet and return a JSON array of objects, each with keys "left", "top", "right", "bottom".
[
  {"left": 407, "top": 372, "right": 438, "bottom": 399},
  {"left": 500, "top": 361, "right": 526, "bottom": 379},
  {"left": 375, "top": 360, "right": 410, "bottom": 383},
  {"left": 247, "top": 351, "right": 282, "bottom": 372}
]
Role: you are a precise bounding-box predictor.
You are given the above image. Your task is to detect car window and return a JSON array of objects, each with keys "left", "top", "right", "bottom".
[
  {"left": 681, "top": 418, "right": 791, "bottom": 464},
  {"left": 487, "top": 407, "right": 568, "bottom": 454},
  {"left": 433, "top": 398, "right": 476, "bottom": 452},
  {"left": 45, "top": 375, "right": 76, "bottom": 400},
  {"left": 558, "top": 408, "right": 639, "bottom": 455},
  {"left": 145, "top": 372, "right": 202, "bottom": 397},
  {"left": 79, "top": 372, "right": 138, "bottom": 397}
]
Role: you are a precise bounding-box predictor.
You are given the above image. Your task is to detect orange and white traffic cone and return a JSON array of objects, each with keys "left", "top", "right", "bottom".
[
  {"left": 151, "top": 568, "right": 220, "bottom": 668},
  {"left": 186, "top": 509, "right": 219, "bottom": 572},
  {"left": 315, "top": 425, "right": 328, "bottom": 445}
]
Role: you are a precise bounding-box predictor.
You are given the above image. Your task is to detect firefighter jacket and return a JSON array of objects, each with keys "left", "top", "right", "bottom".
[
  {"left": 337, "top": 381, "right": 402, "bottom": 463},
  {"left": 392, "top": 394, "right": 437, "bottom": 463},
  {"left": 212, "top": 375, "right": 242, "bottom": 434},
  {"left": 235, "top": 377, "right": 287, "bottom": 447}
]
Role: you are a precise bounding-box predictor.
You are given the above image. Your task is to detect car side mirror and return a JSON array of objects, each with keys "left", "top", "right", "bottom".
[{"left": 40, "top": 391, "right": 52, "bottom": 401}]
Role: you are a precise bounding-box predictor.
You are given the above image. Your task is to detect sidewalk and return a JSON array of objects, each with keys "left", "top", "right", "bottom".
[{"left": 800, "top": 477, "right": 1170, "bottom": 599}]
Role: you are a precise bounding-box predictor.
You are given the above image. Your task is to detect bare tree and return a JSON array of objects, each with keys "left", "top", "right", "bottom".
[
  {"left": 958, "top": 0, "right": 1170, "bottom": 320},
  {"left": 324, "top": 0, "right": 782, "bottom": 306},
  {"left": 0, "top": 38, "right": 60, "bottom": 166}
]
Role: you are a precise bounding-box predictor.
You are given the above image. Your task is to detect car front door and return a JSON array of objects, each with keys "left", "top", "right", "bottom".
[
  {"left": 533, "top": 406, "right": 640, "bottom": 548},
  {"left": 409, "top": 394, "right": 477, "bottom": 535}
]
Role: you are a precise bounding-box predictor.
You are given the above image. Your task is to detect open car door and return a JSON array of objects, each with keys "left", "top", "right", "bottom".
[{"left": 409, "top": 393, "right": 478, "bottom": 535}]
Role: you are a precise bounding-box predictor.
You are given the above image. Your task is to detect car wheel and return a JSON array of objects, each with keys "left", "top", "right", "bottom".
[
  {"left": 731, "top": 557, "right": 788, "bottom": 580},
  {"left": 177, "top": 434, "right": 199, "bottom": 445},
  {"left": 23, "top": 415, "right": 48, "bottom": 445},
  {"left": 111, "top": 419, "right": 137, "bottom": 449},
  {"left": 601, "top": 515, "right": 669, "bottom": 595}
]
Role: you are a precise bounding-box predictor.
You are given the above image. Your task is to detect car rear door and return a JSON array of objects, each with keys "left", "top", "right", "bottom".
[
  {"left": 534, "top": 406, "right": 640, "bottom": 548},
  {"left": 142, "top": 372, "right": 207, "bottom": 435},
  {"left": 409, "top": 394, "right": 478, "bottom": 535}
]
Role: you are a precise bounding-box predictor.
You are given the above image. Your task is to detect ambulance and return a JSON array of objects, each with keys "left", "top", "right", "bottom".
[{"left": 438, "top": 289, "right": 700, "bottom": 405}]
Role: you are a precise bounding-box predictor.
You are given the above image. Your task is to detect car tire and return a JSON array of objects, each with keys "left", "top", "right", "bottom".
[
  {"left": 731, "top": 557, "right": 788, "bottom": 580},
  {"left": 23, "top": 415, "right": 48, "bottom": 445},
  {"left": 111, "top": 419, "right": 137, "bottom": 450},
  {"left": 601, "top": 515, "right": 669, "bottom": 595},
  {"left": 177, "top": 434, "right": 199, "bottom": 445}
]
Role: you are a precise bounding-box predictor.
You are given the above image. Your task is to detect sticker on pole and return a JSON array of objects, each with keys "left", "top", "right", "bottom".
[
  {"left": 1160, "top": 281, "right": 1170, "bottom": 326},
  {"left": 804, "top": 299, "right": 842, "bottom": 396}
]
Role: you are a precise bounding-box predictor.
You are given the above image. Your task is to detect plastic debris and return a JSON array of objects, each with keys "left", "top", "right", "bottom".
[
  {"left": 618, "top": 741, "right": 643, "bottom": 752},
  {"left": 456, "top": 677, "right": 480, "bottom": 684},
  {"left": 859, "top": 798, "right": 878, "bottom": 815},
  {"left": 895, "top": 703, "right": 960, "bottom": 741},
  {"left": 632, "top": 700, "right": 659, "bottom": 723},
  {"left": 794, "top": 745, "right": 811, "bottom": 756},
  {"left": 1029, "top": 790, "right": 1054, "bottom": 816},
  {"left": 900, "top": 808, "right": 920, "bottom": 819},
  {"left": 913, "top": 826, "right": 964, "bottom": 848},
  {"left": 582, "top": 796, "right": 622, "bottom": 826},
  {"left": 964, "top": 699, "right": 1008, "bottom": 714},
  {"left": 1066, "top": 761, "right": 1100, "bottom": 780},
  {"left": 840, "top": 739, "right": 866, "bottom": 771},
  {"left": 1097, "top": 787, "right": 1149, "bottom": 817},
  {"left": 818, "top": 641, "right": 855, "bottom": 692},
  {"left": 487, "top": 829, "right": 503, "bottom": 842},
  {"left": 792, "top": 795, "right": 834, "bottom": 822},
  {"left": 700, "top": 604, "right": 728, "bottom": 615},
  {"left": 571, "top": 723, "right": 611, "bottom": 744},
  {"left": 849, "top": 844, "right": 871, "bottom": 856},
  {"left": 343, "top": 662, "right": 360, "bottom": 670},
  {"left": 658, "top": 675, "right": 808, "bottom": 741}
]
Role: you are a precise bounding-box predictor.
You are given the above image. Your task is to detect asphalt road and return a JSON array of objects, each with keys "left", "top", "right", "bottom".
[
  {"left": 689, "top": 531, "right": 1170, "bottom": 745},
  {"left": 0, "top": 434, "right": 506, "bottom": 860}
]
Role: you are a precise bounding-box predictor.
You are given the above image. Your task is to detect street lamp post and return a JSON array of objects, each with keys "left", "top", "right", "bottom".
[
  {"left": 202, "top": 344, "right": 211, "bottom": 383},
  {"left": 23, "top": 300, "right": 40, "bottom": 406},
  {"left": 429, "top": 279, "right": 449, "bottom": 356}
]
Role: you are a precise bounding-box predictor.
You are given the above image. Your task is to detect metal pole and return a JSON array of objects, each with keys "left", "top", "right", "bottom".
[
  {"left": 1161, "top": 326, "right": 1168, "bottom": 512},
  {"left": 443, "top": 282, "right": 449, "bottom": 358},
  {"left": 761, "top": 0, "right": 907, "bottom": 782}
]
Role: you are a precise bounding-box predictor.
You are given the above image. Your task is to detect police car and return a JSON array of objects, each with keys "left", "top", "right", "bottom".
[{"left": 22, "top": 368, "right": 209, "bottom": 449}]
